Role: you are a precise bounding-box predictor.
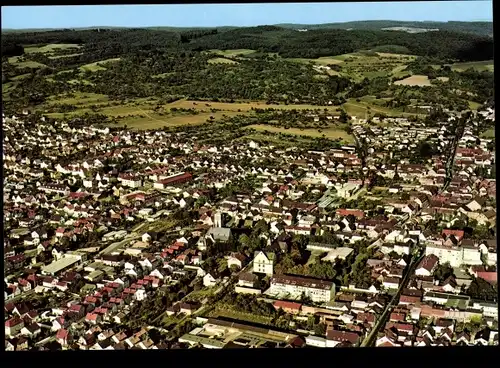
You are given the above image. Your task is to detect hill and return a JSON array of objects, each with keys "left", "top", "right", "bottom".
[
  {"left": 2, "top": 20, "right": 492, "bottom": 36},
  {"left": 275, "top": 20, "right": 493, "bottom": 37}
]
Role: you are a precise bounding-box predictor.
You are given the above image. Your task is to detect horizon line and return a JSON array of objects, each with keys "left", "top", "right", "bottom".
[{"left": 1, "top": 18, "right": 493, "bottom": 31}]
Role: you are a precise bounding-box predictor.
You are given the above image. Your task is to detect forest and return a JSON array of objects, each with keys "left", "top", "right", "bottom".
[{"left": 2, "top": 26, "right": 493, "bottom": 61}]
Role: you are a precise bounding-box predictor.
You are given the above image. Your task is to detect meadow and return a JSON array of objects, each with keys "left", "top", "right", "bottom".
[{"left": 245, "top": 124, "right": 354, "bottom": 143}]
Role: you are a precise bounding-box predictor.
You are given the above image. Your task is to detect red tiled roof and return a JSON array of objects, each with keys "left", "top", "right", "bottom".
[
  {"left": 442, "top": 229, "right": 464, "bottom": 241},
  {"left": 273, "top": 300, "right": 302, "bottom": 311},
  {"left": 326, "top": 329, "right": 360, "bottom": 344}
]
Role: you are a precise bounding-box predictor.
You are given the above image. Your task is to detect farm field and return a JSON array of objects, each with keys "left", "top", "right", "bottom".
[
  {"left": 450, "top": 60, "right": 494, "bottom": 72},
  {"left": 246, "top": 124, "right": 354, "bottom": 143},
  {"left": 211, "top": 49, "right": 256, "bottom": 57},
  {"left": 207, "top": 57, "right": 238, "bottom": 64},
  {"left": 394, "top": 75, "right": 433, "bottom": 86}
]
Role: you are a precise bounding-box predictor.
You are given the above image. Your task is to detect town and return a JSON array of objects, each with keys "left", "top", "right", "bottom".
[{"left": 3, "top": 103, "right": 497, "bottom": 350}]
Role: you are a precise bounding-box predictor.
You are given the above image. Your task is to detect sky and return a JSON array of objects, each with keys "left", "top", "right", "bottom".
[{"left": 1, "top": 1, "right": 493, "bottom": 29}]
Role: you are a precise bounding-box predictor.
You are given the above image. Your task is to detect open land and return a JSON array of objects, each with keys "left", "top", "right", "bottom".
[
  {"left": 394, "top": 75, "right": 433, "bottom": 86},
  {"left": 246, "top": 124, "right": 354, "bottom": 143}
]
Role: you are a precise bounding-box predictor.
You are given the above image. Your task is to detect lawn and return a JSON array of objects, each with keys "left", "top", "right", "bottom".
[
  {"left": 394, "top": 75, "right": 433, "bottom": 86},
  {"left": 79, "top": 58, "right": 121, "bottom": 72},
  {"left": 207, "top": 57, "right": 238, "bottom": 64},
  {"left": 246, "top": 124, "right": 354, "bottom": 143}
]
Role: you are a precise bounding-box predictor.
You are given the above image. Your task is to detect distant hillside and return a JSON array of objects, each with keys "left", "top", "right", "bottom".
[
  {"left": 276, "top": 20, "right": 493, "bottom": 37},
  {"left": 1, "top": 26, "right": 239, "bottom": 33},
  {"left": 2, "top": 20, "right": 493, "bottom": 37},
  {"left": 2, "top": 23, "right": 493, "bottom": 62}
]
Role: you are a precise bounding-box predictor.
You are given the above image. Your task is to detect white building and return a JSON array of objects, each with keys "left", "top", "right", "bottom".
[
  {"left": 425, "top": 244, "right": 463, "bottom": 268},
  {"left": 268, "top": 275, "right": 336, "bottom": 303},
  {"left": 253, "top": 251, "right": 275, "bottom": 276}
]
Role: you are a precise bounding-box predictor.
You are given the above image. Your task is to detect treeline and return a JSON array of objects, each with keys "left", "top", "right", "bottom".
[
  {"left": 1, "top": 43, "right": 24, "bottom": 58},
  {"left": 186, "top": 27, "right": 493, "bottom": 61},
  {"left": 2, "top": 26, "right": 494, "bottom": 62}
]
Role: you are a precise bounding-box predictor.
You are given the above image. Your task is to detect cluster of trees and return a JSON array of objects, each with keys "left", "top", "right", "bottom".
[
  {"left": 467, "top": 277, "right": 498, "bottom": 301},
  {"left": 221, "top": 292, "right": 278, "bottom": 318},
  {"left": 433, "top": 262, "right": 454, "bottom": 282}
]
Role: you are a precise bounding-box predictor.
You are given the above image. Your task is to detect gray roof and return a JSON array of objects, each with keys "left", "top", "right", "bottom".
[{"left": 207, "top": 227, "right": 231, "bottom": 242}]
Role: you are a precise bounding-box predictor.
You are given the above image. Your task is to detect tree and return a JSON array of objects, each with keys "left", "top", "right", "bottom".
[
  {"left": 313, "top": 323, "right": 327, "bottom": 336},
  {"left": 417, "top": 141, "right": 435, "bottom": 159},
  {"left": 467, "top": 277, "right": 498, "bottom": 301},
  {"left": 433, "top": 262, "right": 454, "bottom": 282},
  {"left": 339, "top": 109, "right": 350, "bottom": 124}
]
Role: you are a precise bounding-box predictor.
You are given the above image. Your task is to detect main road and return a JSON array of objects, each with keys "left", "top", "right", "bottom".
[
  {"left": 360, "top": 112, "right": 468, "bottom": 347},
  {"left": 360, "top": 251, "right": 424, "bottom": 347}
]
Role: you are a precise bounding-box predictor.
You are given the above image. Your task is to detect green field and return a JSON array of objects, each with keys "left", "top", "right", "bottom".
[
  {"left": 79, "top": 58, "right": 121, "bottom": 72},
  {"left": 246, "top": 124, "right": 354, "bottom": 143},
  {"left": 24, "top": 43, "right": 81, "bottom": 54},
  {"left": 450, "top": 60, "right": 494, "bottom": 72},
  {"left": 7, "top": 56, "right": 46, "bottom": 69}
]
